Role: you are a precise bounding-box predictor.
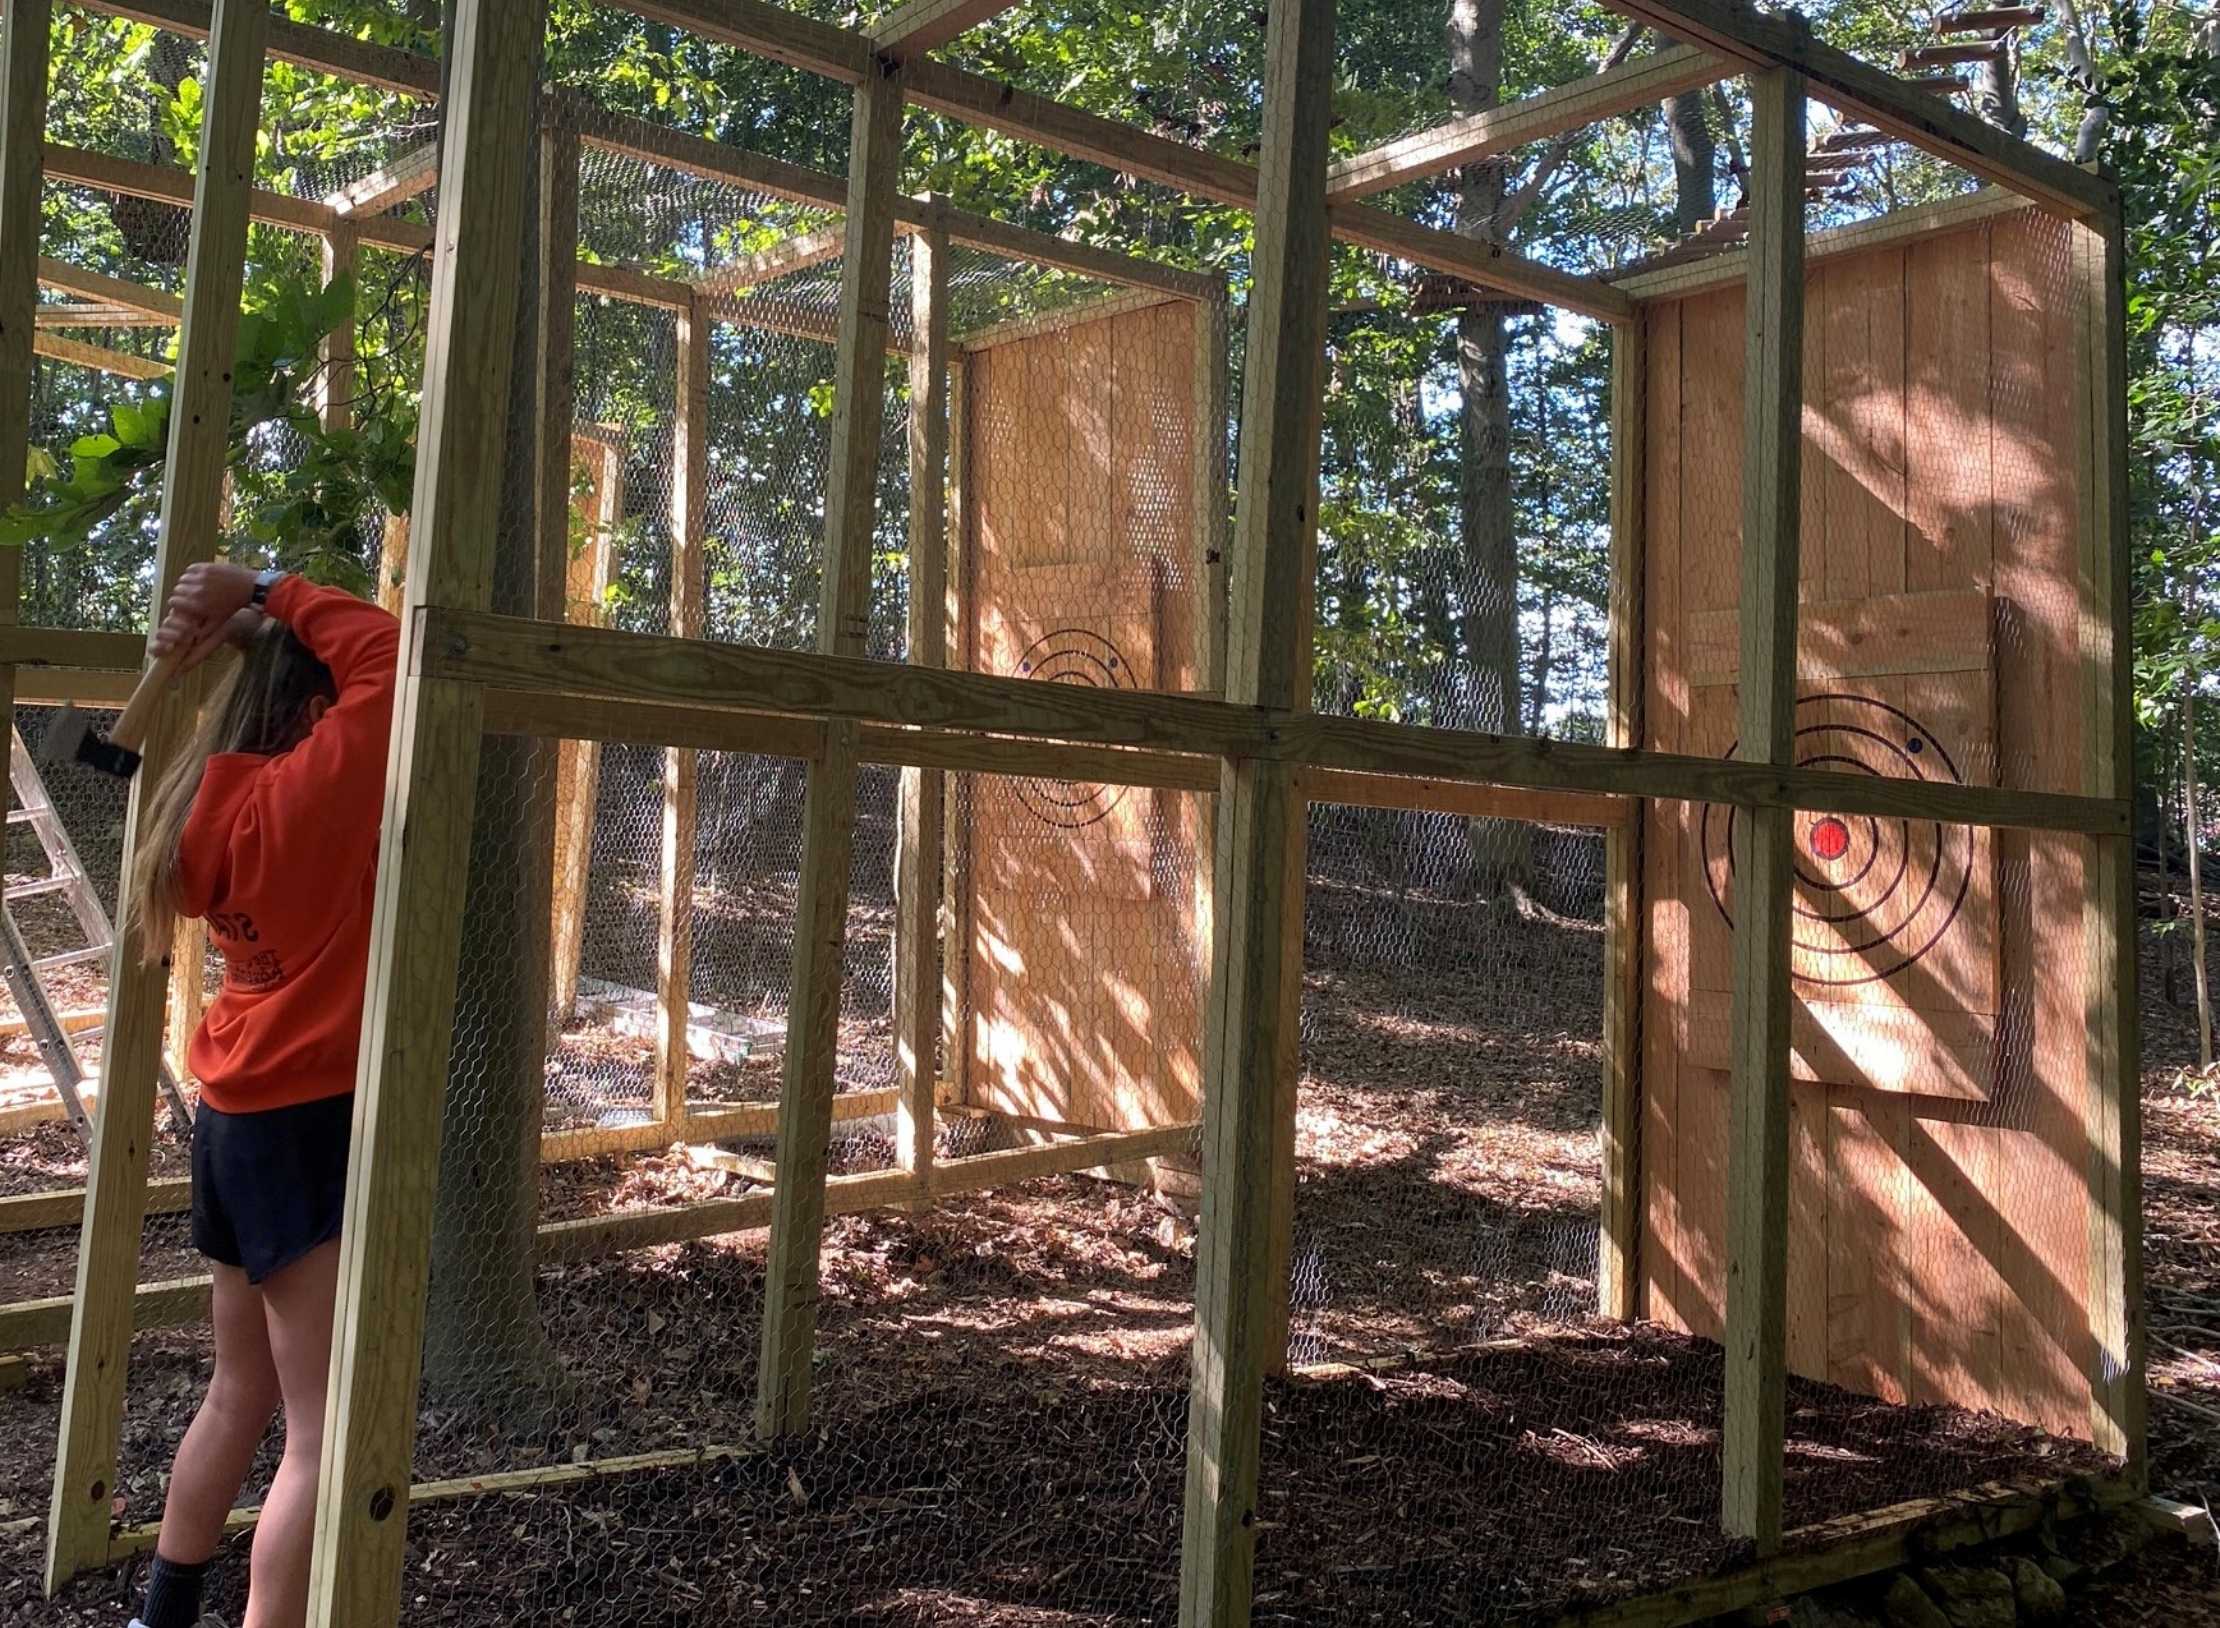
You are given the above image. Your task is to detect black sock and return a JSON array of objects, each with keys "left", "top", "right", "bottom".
[{"left": 140, "top": 1553, "right": 209, "bottom": 1628}]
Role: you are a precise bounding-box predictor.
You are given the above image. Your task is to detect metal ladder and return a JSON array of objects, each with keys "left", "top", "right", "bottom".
[{"left": 3, "top": 727, "right": 193, "bottom": 1136}]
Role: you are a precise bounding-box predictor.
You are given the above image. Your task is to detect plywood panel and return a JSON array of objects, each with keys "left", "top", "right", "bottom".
[
  {"left": 962, "top": 304, "right": 1206, "bottom": 1134},
  {"left": 1640, "top": 207, "right": 2098, "bottom": 1438}
]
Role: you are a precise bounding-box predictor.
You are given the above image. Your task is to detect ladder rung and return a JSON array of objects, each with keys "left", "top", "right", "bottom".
[
  {"left": 6, "top": 807, "right": 55, "bottom": 826},
  {"left": 4, "top": 876, "right": 75, "bottom": 901},
  {"left": 31, "top": 944, "right": 108, "bottom": 972}
]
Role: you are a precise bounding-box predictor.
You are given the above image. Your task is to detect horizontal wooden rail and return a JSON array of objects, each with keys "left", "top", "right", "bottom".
[
  {"left": 3, "top": 1118, "right": 1198, "bottom": 1344},
  {"left": 32, "top": 332, "right": 166, "bottom": 378},
  {"left": 109, "top": 1443, "right": 761, "bottom": 1560},
  {"left": 424, "top": 609, "right": 2131, "bottom": 836},
  {"left": 0, "top": 625, "right": 157, "bottom": 669},
  {"left": 1551, "top": 1473, "right": 2137, "bottom": 1628},
  {"left": 1327, "top": 45, "right": 1731, "bottom": 201},
  {"left": 1594, "top": 0, "right": 2112, "bottom": 220},
  {"left": 1615, "top": 185, "right": 2032, "bottom": 300},
  {"left": 0, "top": 1089, "right": 901, "bottom": 1240},
  {"left": 67, "top": 0, "right": 441, "bottom": 98},
  {"left": 7, "top": 666, "right": 139, "bottom": 706},
  {"left": 37, "top": 256, "right": 182, "bottom": 321}
]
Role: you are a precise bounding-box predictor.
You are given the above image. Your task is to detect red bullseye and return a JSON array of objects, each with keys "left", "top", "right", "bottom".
[{"left": 1808, "top": 816, "right": 1852, "bottom": 863}]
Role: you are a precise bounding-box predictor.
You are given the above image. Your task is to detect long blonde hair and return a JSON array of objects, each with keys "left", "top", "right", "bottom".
[{"left": 129, "top": 621, "right": 337, "bottom": 963}]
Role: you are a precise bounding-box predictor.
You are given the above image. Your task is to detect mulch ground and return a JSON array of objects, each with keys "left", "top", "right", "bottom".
[{"left": 0, "top": 870, "right": 2210, "bottom": 1625}]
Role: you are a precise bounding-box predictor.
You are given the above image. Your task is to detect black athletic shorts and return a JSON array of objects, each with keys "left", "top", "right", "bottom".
[{"left": 190, "top": 1092, "right": 354, "bottom": 1285}]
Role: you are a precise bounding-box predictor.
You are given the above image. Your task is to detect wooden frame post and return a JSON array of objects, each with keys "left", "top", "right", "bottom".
[
  {"left": 1192, "top": 283, "right": 1230, "bottom": 700},
  {"left": 304, "top": 2, "right": 540, "bottom": 1618},
  {"left": 940, "top": 351, "right": 972, "bottom": 1110},
  {"left": 0, "top": 0, "right": 49, "bottom": 1089},
  {"left": 1599, "top": 312, "right": 1646, "bottom": 1323},
  {"left": 318, "top": 225, "right": 357, "bottom": 432},
  {"left": 2076, "top": 212, "right": 2141, "bottom": 1473},
  {"left": 894, "top": 200, "right": 949, "bottom": 1185},
  {"left": 1178, "top": 0, "right": 1333, "bottom": 1620},
  {"left": 754, "top": 48, "right": 907, "bottom": 1440},
  {"left": 1720, "top": 66, "right": 1804, "bottom": 1555},
  {"left": 534, "top": 107, "right": 580, "bottom": 624},
  {"left": 43, "top": 0, "right": 265, "bottom": 1587},
  {"left": 657, "top": 300, "right": 710, "bottom": 1127}
]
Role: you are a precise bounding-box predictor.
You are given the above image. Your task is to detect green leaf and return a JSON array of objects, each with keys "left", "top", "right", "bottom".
[
  {"left": 24, "top": 447, "right": 58, "bottom": 484},
  {"left": 69, "top": 433, "right": 120, "bottom": 460}
]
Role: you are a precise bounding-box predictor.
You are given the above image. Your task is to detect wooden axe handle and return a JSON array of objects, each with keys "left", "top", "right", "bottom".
[{"left": 109, "top": 648, "right": 189, "bottom": 755}]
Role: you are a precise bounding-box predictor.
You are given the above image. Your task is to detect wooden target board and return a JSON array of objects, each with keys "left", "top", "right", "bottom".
[
  {"left": 1639, "top": 207, "right": 2101, "bottom": 1440},
  {"left": 952, "top": 301, "right": 1209, "bottom": 1135}
]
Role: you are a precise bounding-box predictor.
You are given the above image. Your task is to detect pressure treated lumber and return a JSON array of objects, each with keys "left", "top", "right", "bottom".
[
  {"left": 42, "top": 0, "right": 264, "bottom": 1589},
  {"left": 36, "top": 256, "right": 183, "bottom": 321},
  {"left": 30, "top": 332, "right": 166, "bottom": 377},
  {"left": 659, "top": 305, "right": 711, "bottom": 1126},
  {"left": 895, "top": 206, "right": 949, "bottom": 1186},
  {"left": 1553, "top": 1475, "right": 2135, "bottom": 1628},
  {"left": 1599, "top": 314, "right": 1645, "bottom": 1322},
  {"left": 305, "top": 3, "right": 537, "bottom": 1619},
  {"left": 421, "top": 609, "right": 2129, "bottom": 836},
  {"left": 1179, "top": 0, "right": 1333, "bottom": 1620},
  {"left": 755, "top": 50, "right": 908, "bottom": 1443},
  {"left": 1594, "top": 0, "right": 2111, "bottom": 218},
  {"left": 70, "top": 0, "right": 441, "bottom": 98},
  {"left": 871, "top": 0, "right": 1020, "bottom": 52},
  {"left": 326, "top": 142, "right": 439, "bottom": 217},
  {"left": 2076, "top": 217, "right": 2141, "bottom": 1470},
  {"left": 1720, "top": 67, "right": 1805, "bottom": 1557},
  {"left": 612, "top": 0, "right": 1632, "bottom": 320},
  {"left": 1614, "top": 185, "right": 2029, "bottom": 299},
  {"left": 1327, "top": 45, "right": 1729, "bottom": 200}
]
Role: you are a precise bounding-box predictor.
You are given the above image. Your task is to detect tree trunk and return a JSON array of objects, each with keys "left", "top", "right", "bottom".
[
  {"left": 1448, "top": 0, "right": 1532, "bottom": 903},
  {"left": 1665, "top": 90, "right": 1718, "bottom": 233},
  {"left": 2188, "top": 680, "right": 2213, "bottom": 1070},
  {"left": 420, "top": 9, "right": 566, "bottom": 1408},
  {"left": 1972, "top": 37, "right": 2027, "bottom": 140}
]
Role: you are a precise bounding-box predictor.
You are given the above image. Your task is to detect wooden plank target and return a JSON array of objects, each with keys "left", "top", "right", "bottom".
[
  {"left": 957, "top": 300, "right": 1206, "bottom": 1135},
  {"left": 1639, "top": 207, "right": 2103, "bottom": 1441}
]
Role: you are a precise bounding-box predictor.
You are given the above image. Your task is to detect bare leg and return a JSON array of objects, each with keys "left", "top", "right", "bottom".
[
  {"left": 242, "top": 1239, "right": 339, "bottom": 1628},
  {"left": 156, "top": 1262, "right": 278, "bottom": 1563}
]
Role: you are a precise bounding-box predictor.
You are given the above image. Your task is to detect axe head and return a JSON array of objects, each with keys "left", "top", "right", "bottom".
[{"left": 38, "top": 705, "right": 143, "bottom": 781}]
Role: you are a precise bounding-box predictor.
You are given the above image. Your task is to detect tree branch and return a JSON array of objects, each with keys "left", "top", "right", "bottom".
[{"left": 1495, "top": 22, "right": 1646, "bottom": 238}]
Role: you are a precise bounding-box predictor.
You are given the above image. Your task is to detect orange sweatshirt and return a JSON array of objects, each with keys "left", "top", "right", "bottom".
[{"left": 179, "top": 576, "right": 399, "bottom": 1114}]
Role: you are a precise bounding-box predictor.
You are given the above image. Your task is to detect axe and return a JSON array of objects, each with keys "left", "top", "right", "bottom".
[{"left": 40, "top": 649, "right": 188, "bottom": 781}]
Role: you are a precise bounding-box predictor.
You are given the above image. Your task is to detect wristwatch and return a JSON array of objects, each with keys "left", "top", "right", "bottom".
[{"left": 249, "top": 567, "right": 286, "bottom": 609}]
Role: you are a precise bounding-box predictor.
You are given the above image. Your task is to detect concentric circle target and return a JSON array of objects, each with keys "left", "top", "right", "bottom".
[
  {"left": 1701, "top": 693, "right": 1974, "bottom": 987},
  {"left": 1007, "top": 628, "right": 1136, "bottom": 829}
]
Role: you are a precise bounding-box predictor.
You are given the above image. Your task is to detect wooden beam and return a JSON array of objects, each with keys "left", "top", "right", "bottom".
[
  {"left": 422, "top": 610, "right": 2130, "bottom": 836},
  {"left": 113, "top": 1444, "right": 766, "bottom": 1562},
  {"left": 659, "top": 303, "right": 711, "bottom": 1129},
  {"left": 895, "top": 204, "right": 949, "bottom": 1191},
  {"left": 754, "top": 50, "right": 908, "bottom": 1444},
  {"left": 1193, "top": 286, "right": 1230, "bottom": 699},
  {"left": 1327, "top": 45, "right": 1730, "bottom": 201},
  {"left": 695, "top": 222, "right": 848, "bottom": 298},
  {"left": 41, "top": 140, "right": 442, "bottom": 263},
  {"left": 70, "top": 0, "right": 441, "bottom": 98},
  {"left": 1180, "top": 0, "right": 1331, "bottom": 1621},
  {"left": 0, "top": 626, "right": 154, "bottom": 668},
  {"left": 568, "top": 103, "right": 1219, "bottom": 302},
  {"left": 955, "top": 285, "right": 1188, "bottom": 351},
  {"left": 1328, "top": 199, "right": 1634, "bottom": 325},
  {"left": 30, "top": 332, "right": 167, "bottom": 377},
  {"left": 1720, "top": 67, "right": 1804, "bottom": 1558},
  {"left": 1598, "top": 313, "right": 1645, "bottom": 1323},
  {"left": 325, "top": 141, "right": 439, "bottom": 218},
  {"left": 42, "top": 0, "right": 263, "bottom": 1591},
  {"left": 304, "top": 1, "right": 536, "bottom": 1619},
  {"left": 625, "top": 0, "right": 872, "bottom": 82},
  {"left": 36, "top": 256, "right": 183, "bottom": 321},
  {"left": 1616, "top": 185, "right": 2031, "bottom": 301},
  {"left": 2076, "top": 215, "right": 2142, "bottom": 1472},
  {"left": 1300, "top": 768, "right": 1627, "bottom": 828},
  {"left": 315, "top": 230, "right": 358, "bottom": 441},
  {"left": 7, "top": 665, "right": 139, "bottom": 706},
  {"left": 1594, "top": 0, "right": 2112, "bottom": 219},
  {"left": 1553, "top": 1476, "right": 2135, "bottom": 1628},
  {"left": 34, "top": 302, "right": 174, "bottom": 327},
  {"left": 871, "top": 0, "right": 1020, "bottom": 53}
]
